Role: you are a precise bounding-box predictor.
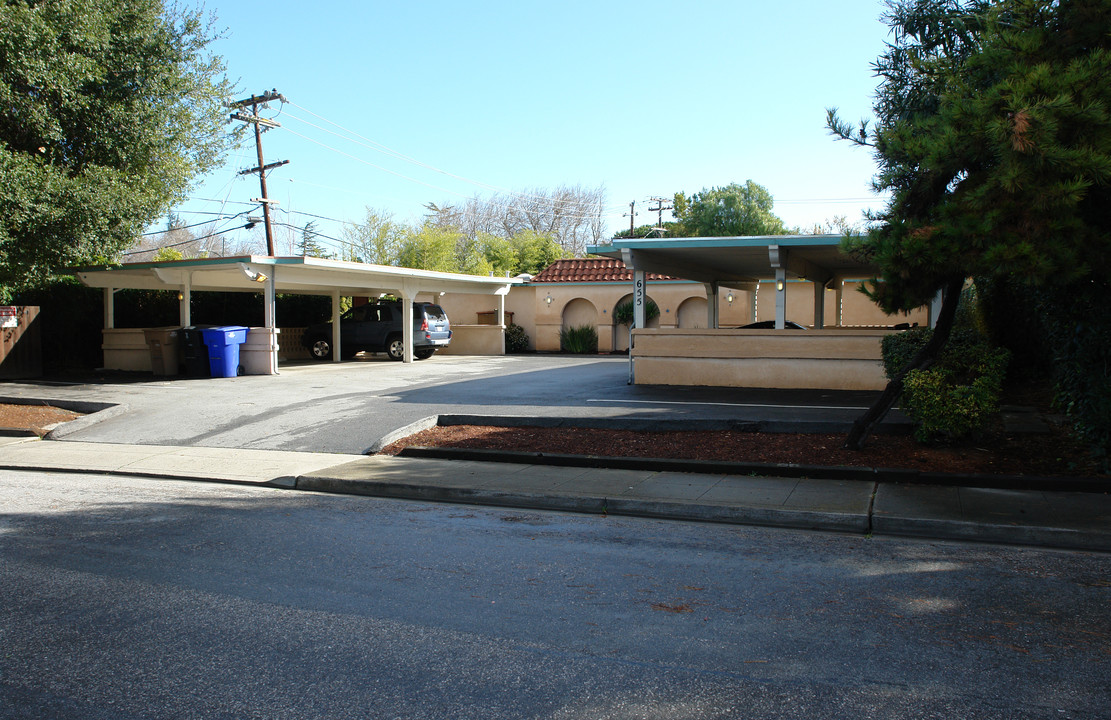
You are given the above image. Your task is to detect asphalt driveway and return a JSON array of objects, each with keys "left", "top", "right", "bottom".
[{"left": 0, "top": 355, "right": 903, "bottom": 455}]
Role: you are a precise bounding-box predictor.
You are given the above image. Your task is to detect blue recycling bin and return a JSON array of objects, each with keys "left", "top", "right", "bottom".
[{"left": 201, "top": 326, "right": 248, "bottom": 378}]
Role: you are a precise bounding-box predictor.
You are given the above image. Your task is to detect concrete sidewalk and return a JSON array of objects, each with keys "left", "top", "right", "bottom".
[{"left": 2, "top": 436, "right": 1108, "bottom": 552}]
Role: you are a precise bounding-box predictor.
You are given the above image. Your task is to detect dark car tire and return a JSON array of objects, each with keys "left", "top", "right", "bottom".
[
  {"left": 414, "top": 349, "right": 435, "bottom": 360},
  {"left": 385, "top": 334, "right": 405, "bottom": 361},
  {"left": 307, "top": 335, "right": 333, "bottom": 361}
]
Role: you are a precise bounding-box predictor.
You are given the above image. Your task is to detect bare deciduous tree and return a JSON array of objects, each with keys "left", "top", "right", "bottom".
[{"left": 425, "top": 184, "right": 606, "bottom": 257}]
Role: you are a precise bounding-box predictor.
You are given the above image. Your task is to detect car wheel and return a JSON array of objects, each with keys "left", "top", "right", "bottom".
[
  {"left": 414, "top": 349, "right": 435, "bottom": 360},
  {"left": 385, "top": 335, "right": 405, "bottom": 361},
  {"left": 308, "top": 336, "right": 333, "bottom": 361}
]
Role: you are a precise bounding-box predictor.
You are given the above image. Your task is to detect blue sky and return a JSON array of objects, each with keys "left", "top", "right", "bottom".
[{"left": 173, "top": 0, "right": 894, "bottom": 256}]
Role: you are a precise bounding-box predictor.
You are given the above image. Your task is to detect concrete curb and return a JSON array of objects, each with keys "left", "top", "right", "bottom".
[
  {"left": 399, "top": 445, "right": 1110, "bottom": 494},
  {"left": 871, "top": 515, "right": 1111, "bottom": 552},
  {"left": 0, "top": 461, "right": 299, "bottom": 489},
  {"left": 293, "top": 475, "right": 871, "bottom": 534},
  {"left": 437, "top": 413, "right": 914, "bottom": 435},
  {"left": 0, "top": 427, "right": 39, "bottom": 438},
  {"left": 363, "top": 415, "right": 439, "bottom": 454}
]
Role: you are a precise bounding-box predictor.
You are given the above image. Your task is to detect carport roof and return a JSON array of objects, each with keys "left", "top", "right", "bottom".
[
  {"left": 586, "top": 234, "right": 878, "bottom": 288},
  {"left": 74, "top": 255, "right": 521, "bottom": 297}
]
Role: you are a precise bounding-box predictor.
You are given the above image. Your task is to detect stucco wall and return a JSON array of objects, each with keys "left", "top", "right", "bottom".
[
  {"left": 432, "top": 278, "right": 928, "bottom": 357},
  {"left": 631, "top": 328, "right": 892, "bottom": 390},
  {"left": 438, "top": 325, "right": 506, "bottom": 355}
]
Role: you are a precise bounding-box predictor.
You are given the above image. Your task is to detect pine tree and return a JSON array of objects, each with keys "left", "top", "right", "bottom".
[{"left": 828, "top": 0, "right": 1111, "bottom": 449}]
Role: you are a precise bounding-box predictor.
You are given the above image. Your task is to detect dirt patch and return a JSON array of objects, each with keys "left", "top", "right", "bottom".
[
  {"left": 380, "top": 423, "right": 1107, "bottom": 478},
  {"left": 0, "top": 403, "right": 81, "bottom": 436}
]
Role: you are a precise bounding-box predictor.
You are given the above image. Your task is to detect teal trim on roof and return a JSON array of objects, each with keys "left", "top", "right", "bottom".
[{"left": 587, "top": 234, "right": 843, "bottom": 255}]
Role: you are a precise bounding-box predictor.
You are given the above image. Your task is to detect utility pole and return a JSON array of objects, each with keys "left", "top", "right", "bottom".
[
  {"left": 648, "top": 196, "right": 672, "bottom": 233},
  {"left": 228, "top": 89, "right": 288, "bottom": 256},
  {"left": 624, "top": 200, "right": 637, "bottom": 235}
]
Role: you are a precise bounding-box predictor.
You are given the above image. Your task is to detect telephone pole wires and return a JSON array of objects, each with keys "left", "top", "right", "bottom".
[
  {"left": 228, "top": 89, "right": 288, "bottom": 256},
  {"left": 648, "top": 196, "right": 672, "bottom": 235},
  {"left": 624, "top": 200, "right": 638, "bottom": 235}
]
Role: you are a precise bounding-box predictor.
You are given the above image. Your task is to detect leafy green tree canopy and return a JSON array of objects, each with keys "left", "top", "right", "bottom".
[
  {"left": 342, "top": 208, "right": 403, "bottom": 265},
  {"left": 829, "top": 0, "right": 1111, "bottom": 313},
  {"left": 0, "top": 0, "right": 235, "bottom": 294},
  {"left": 672, "top": 181, "right": 787, "bottom": 237}
]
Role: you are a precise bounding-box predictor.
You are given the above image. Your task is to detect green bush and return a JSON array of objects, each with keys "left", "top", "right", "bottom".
[
  {"left": 881, "top": 289, "right": 1011, "bottom": 443},
  {"left": 902, "top": 347, "right": 1010, "bottom": 443},
  {"left": 559, "top": 324, "right": 598, "bottom": 354},
  {"left": 504, "top": 323, "right": 530, "bottom": 353},
  {"left": 613, "top": 298, "right": 660, "bottom": 326},
  {"left": 1032, "top": 279, "right": 1111, "bottom": 465},
  {"left": 881, "top": 326, "right": 932, "bottom": 380}
]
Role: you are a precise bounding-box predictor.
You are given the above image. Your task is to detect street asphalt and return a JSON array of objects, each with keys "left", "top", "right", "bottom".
[{"left": 1, "top": 355, "right": 1108, "bottom": 552}]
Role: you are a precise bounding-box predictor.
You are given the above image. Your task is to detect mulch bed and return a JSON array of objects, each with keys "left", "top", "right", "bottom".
[
  {"left": 0, "top": 403, "right": 81, "bottom": 436},
  {"left": 381, "top": 423, "right": 1108, "bottom": 478}
]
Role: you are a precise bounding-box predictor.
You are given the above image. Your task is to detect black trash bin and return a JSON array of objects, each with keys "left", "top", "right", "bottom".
[{"left": 179, "top": 325, "right": 216, "bottom": 377}]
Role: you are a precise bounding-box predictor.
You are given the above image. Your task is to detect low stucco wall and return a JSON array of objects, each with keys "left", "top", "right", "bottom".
[
  {"left": 438, "top": 325, "right": 505, "bottom": 356},
  {"left": 103, "top": 328, "right": 152, "bottom": 372},
  {"left": 631, "top": 328, "right": 892, "bottom": 390},
  {"left": 103, "top": 326, "right": 288, "bottom": 374}
]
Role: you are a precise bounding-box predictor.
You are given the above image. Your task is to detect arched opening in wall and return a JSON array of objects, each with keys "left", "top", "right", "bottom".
[
  {"left": 561, "top": 298, "right": 599, "bottom": 352},
  {"left": 612, "top": 293, "right": 660, "bottom": 352},
  {"left": 677, "top": 296, "right": 708, "bottom": 329}
]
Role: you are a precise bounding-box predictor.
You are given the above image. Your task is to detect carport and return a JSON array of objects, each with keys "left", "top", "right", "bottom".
[
  {"left": 74, "top": 255, "right": 521, "bottom": 372},
  {"left": 585, "top": 235, "right": 942, "bottom": 389},
  {"left": 588, "top": 234, "right": 944, "bottom": 330}
]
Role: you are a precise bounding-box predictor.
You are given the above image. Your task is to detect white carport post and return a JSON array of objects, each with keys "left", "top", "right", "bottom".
[
  {"left": 330, "top": 289, "right": 341, "bottom": 363},
  {"left": 768, "top": 245, "right": 788, "bottom": 330},
  {"left": 813, "top": 281, "right": 825, "bottom": 329},
  {"left": 263, "top": 271, "right": 278, "bottom": 374},
  {"left": 496, "top": 287, "right": 508, "bottom": 354},
  {"left": 103, "top": 288, "right": 115, "bottom": 329},
  {"left": 928, "top": 288, "right": 944, "bottom": 328},
  {"left": 628, "top": 270, "right": 647, "bottom": 384},
  {"left": 400, "top": 282, "right": 417, "bottom": 363},
  {"left": 774, "top": 268, "right": 787, "bottom": 329},
  {"left": 179, "top": 274, "right": 192, "bottom": 327},
  {"left": 704, "top": 282, "right": 720, "bottom": 329}
]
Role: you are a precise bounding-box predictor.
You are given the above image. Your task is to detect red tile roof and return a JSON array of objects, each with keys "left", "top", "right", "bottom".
[{"left": 531, "top": 258, "right": 677, "bottom": 283}]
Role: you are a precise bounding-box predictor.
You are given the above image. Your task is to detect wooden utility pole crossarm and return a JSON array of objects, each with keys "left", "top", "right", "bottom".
[{"left": 227, "top": 89, "right": 288, "bottom": 256}]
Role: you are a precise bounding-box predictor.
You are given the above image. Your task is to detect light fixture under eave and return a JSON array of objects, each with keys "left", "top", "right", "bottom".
[
  {"left": 776, "top": 280, "right": 785, "bottom": 292},
  {"left": 545, "top": 295, "right": 553, "bottom": 305},
  {"left": 238, "top": 263, "right": 268, "bottom": 284},
  {"left": 725, "top": 292, "right": 735, "bottom": 305},
  {"left": 177, "top": 291, "right": 184, "bottom": 301}
]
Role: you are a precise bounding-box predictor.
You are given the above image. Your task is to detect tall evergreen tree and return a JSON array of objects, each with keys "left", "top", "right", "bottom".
[{"left": 828, "top": 0, "right": 1111, "bottom": 449}]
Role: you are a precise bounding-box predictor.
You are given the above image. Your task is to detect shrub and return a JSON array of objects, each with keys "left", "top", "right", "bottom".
[
  {"left": 1032, "top": 279, "right": 1111, "bottom": 466},
  {"left": 881, "top": 326, "right": 932, "bottom": 380},
  {"left": 902, "top": 346, "right": 1010, "bottom": 443},
  {"left": 881, "top": 288, "right": 1011, "bottom": 443},
  {"left": 613, "top": 298, "right": 660, "bottom": 326},
  {"left": 559, "top": 324, "right": 598, "bottom": 354},
  {"left": 504, "top": 323, "right": 530, "bottom": 353}
]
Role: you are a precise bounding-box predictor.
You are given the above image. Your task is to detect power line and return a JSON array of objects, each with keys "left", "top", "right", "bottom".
[{"left": 139, "top": 212, "right": 249, "bottom": 236}]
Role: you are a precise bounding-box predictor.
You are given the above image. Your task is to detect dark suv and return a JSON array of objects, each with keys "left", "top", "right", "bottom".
[{"left": 302, "top": 301, "right": 451, "bottom": 361}]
